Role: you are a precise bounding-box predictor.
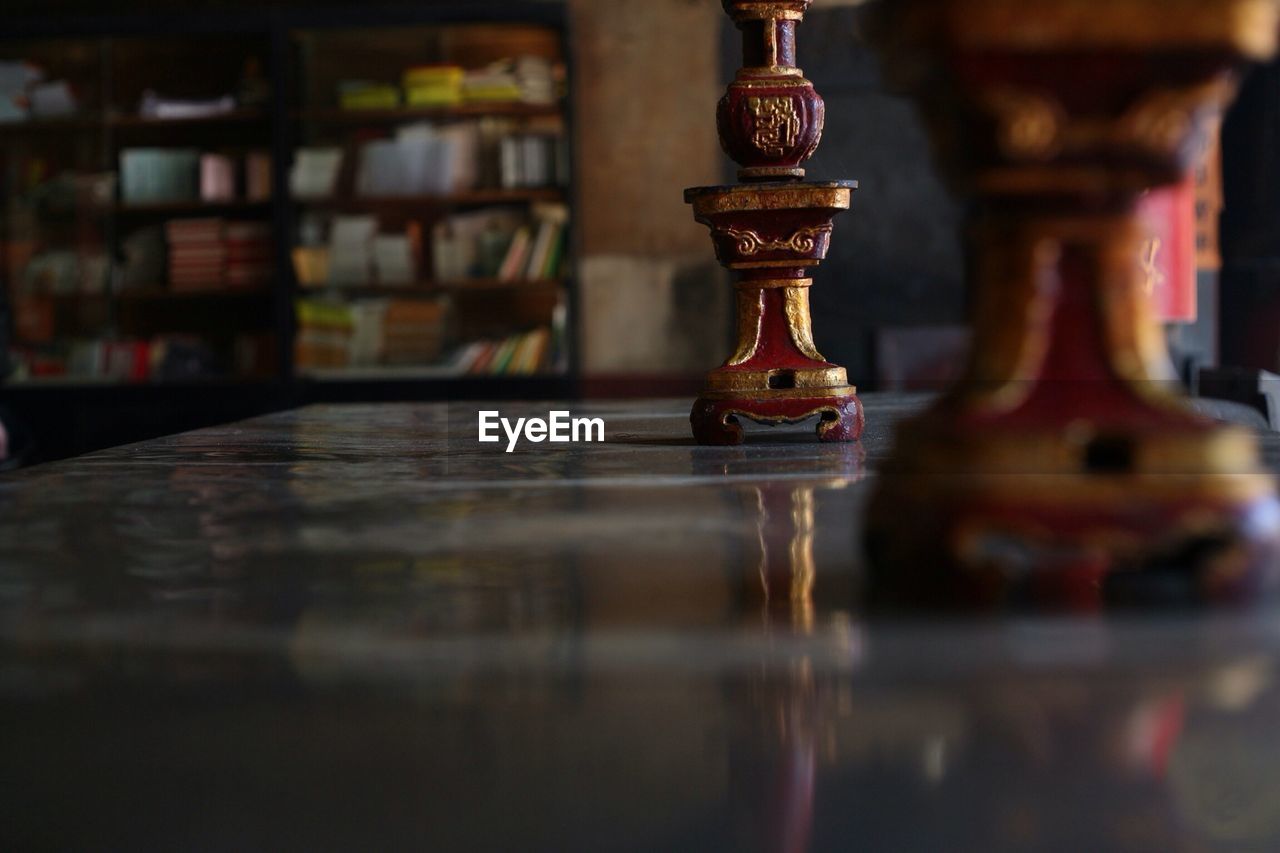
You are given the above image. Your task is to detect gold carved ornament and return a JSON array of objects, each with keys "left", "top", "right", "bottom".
[
  {"left": 727, "top": 289, "right": 765, "bottom": 365},
  {"left": 724, "top": 283, "right": 828, "bottom": 368},
  {"left": 783, "top": 287, "right": 826, "bottom": 361},
  {"left": 716, "top": 224, "right": 832, "bottom": 256},
  {"left": 982, "top": 76, "right": 1239, "bottom": 164},
  {"left": 747, "top": 95, "right": 802, "bottom": 156}
]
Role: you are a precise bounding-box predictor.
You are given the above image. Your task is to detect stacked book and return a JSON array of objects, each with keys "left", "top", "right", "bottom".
[
  {"left": 294, "top": 298, "right": 353, "bottom": 369},
  {"left": 225, "top": 222, "right": 274, "bottom": 289},
  {"left": 514, "top": 56, "right": 556, "bottom": 105},
  {"left": 382, "top": 298, "right": 449, "bottom": 365},
  {"left": 167, "top": 219, "right": 273, "bottom": 291},
  {"left": 166, "top": 218, "right": 226, "bottom": 291},
  {"left": 461, "top": 62, "right": 524, "bottom": 103},
  {"left": 403, "top": 65, "right": 464, "bottom": 107},
  {"left": 338, "top": 81, "right": 400, "bottom": 110}
]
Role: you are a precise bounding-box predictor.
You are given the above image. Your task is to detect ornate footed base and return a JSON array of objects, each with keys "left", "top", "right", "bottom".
[
  {"left": 691, "top": 388, "right": 863, "bottom": 446},
  {"left": 866, "top": 418, "right": 1280, "bottom": 610}
]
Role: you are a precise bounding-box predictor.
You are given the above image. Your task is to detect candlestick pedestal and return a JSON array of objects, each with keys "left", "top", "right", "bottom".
[
  {"left": 687, "top": 0, "right": 863, "bottom": 445},
  {"left": 865, "top": 0, "right": 1280, "bottom": 608}
]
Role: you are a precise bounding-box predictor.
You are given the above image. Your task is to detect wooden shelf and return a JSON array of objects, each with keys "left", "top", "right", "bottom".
[
  {"left": 9, "top": 374, "right": 271, "bottom": 389},
  {"left": 27, "top": 288, "right": 272, "bottom": 303},
  {"left": 301, "top": 366, "right": 567, "bottom": 382},
  {"left": 8, "top": 374, "right": 126, "bottom": 388},
  {"left": 120, "top": 288, "right": 273, "bottom": 300},
  {"left": 0, "top": 110, "right": 270, "bottom": 135},
  {"left": 107, "top": 109, "right": 269, "bottom": 128},
  {"left": 0, "top": 115, "right": 104, "bottom": 134},
  {"left": 297, "top": 278, "right": 563, "bottom": 296},
  {"left": 293, "top": 103, "right": 562, "bottom": 123},
  {"left": 296, "top": 188, "right": 565, "bottom": 211},
  {"left": 115, "top": 199, "right": 273, "bottom": 215}
]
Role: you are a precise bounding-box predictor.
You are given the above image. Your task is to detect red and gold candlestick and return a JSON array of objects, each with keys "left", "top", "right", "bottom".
[
  {"left": 687, "top": 0, "right": 863, "bottom": 445},
  {"left": 865, "top": 0, "right": 1280, "bottom": 608}
]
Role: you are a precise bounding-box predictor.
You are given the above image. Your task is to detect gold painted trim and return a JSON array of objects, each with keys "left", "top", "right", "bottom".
[
  {"left": 687, "top": 183, "right": 853, "bottom": 215},
  {"left": 725, "top": 2, "right": 808, "bottom": 23},
  {"left": 947, "top": 0, "right": 1280, "bottom": 60},
  {"left": 737, "top": 66, "right": 804, "bottom": 78},
  {"left": 736, "top": 277, "right": 813, "bottom": 289},
  {"left": 727, "top": 290, "right": 765, "bottom": 366},
  {"left": 715, "top": 223, "right": 832, "bottom": 255},
  {"left": 763, "top": 15, "right": 778, "bottom": 65},
  {"left": 706, "top": 366, "right": 848, "bottom": 392},
  {"left": 700, "top": 385, "right": 855, "bottom": 402},
  {"left": 728, "top": 259, "right": 819, "bottom": 269},
  {"left": 739, "top": 167, "right": 807, "bottom": 180},
  {"left": 979, "top": 77, "right": 1238, "bottom": 166},
  {"left": 886, "top": 421, "right": 1264, "bottom": 480},
  {"left": 730, "top": 75, "right": 813, "bottom": 89},
  {"left": 784, "top": 287, "right": 825, "bottom": 360}
]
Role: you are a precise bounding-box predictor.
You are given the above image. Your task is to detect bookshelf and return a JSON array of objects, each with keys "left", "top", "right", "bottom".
[
  {"left": 286, "top": 18, "right": 573, "bottom": 386},
  {"left": 0, "top": 3, "right": 578, "bottom": 457},
  {"left": 0, "top": 30, "right": 280, "bottom": 389}
]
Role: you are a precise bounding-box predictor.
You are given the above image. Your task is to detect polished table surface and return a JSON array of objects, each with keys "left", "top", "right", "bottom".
[{"left": 4, "top": 396, "right": 1280, "bottom": 851}]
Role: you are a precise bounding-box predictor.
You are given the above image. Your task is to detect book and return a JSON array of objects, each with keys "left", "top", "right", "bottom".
[
  {"left": 339, "top": 82, "right": 400, "bottom": 110},
  {"left": 405, "top": 85, "right": 463, "bottom": 108},
  {"left": 372, "top": 234, "right": 416, "bottom": 285},
  {"left": 245, "top": 151, "right": 272, "bottom": 201},
  {"left": 541, "top": 224, "right": 565, "bottom": 279},
  {"left": 509, "top": 329, "right": 540, "bottom": 375},
  {"left": 488, "top": 335, "right": 521, "bottom": 375},
  {"left": 403, "top": 65, "right": 464, "bottom": 89},
  {"left": 497, "top": 226, "right": 532, "bottom": 282},
  {"left": 289, "top": 147, "right": 342, "bottom": 199},
  {"left": 524, "top": 219, "right": 555, "bottom": 281},
  {"left": 468, "top": 342, "right": 498, "bottom": 375},
  {"left": 403, "top": 66, "right": 464, "bottom": 108},
  {"left": 448, "top": 340, "right": 488, "bottom": 372},
  {"left": 461, "top": 63, "right": 523, "bottom": 103},
  {"left": 121, "top": 148, "right": 200, "bottom": 203},
  {"left": 199, "top": 154, "right": 235, "bottom": 201}
]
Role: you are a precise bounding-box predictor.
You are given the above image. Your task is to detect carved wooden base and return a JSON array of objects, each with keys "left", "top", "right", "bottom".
[
  {"left": 866, "top": 420, "right": 1280, "bottom": 610},
  {"left": 690, "top": 390, "right": 863, "bottom": 446}
]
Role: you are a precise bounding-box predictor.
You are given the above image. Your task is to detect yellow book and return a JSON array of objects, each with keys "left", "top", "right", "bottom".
[
  {"left": 403, "top": 65, "right": 464, "bottom": 89},
  {"left": 405, "top": 85, "right": 463, "bottom": 108},
  {"left": 340, "top": 85, "right": 401, "bottom": 110}
]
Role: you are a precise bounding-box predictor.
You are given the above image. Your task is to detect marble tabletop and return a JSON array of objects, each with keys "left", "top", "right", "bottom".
[{"left": 3, "top": 396, "right": 1280, "bottom": 851}]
